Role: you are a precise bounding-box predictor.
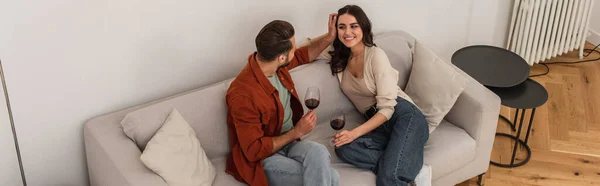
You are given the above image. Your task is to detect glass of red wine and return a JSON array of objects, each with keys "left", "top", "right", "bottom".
[
  {"left": 304, "top": 86, "right": 320, "bottom": 110},
  {"left": 330, "top": 110, "right": 345, "bottom": 148}
]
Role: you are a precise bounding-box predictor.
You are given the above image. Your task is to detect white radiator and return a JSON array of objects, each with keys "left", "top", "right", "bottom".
[{"left": 507, "top": 0, "right": 596, "bottom": 65}]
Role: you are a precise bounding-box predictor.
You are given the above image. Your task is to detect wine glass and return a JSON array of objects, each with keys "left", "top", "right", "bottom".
[
  {"left": 304, "top": 86, "right": 320, "bottom": 110},
  {"left": 330, "top": 110, "right": 345, "bottom": 148},
  {"left": 330, "top": 110, "right": 346, "bottom": 131}
]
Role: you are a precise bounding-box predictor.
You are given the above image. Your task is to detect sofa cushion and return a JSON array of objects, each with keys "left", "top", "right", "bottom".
[
  {"left": 301, "top": 108, "right": 366, "bottom": 164},
  {"left": 405, "top": 41, "right": 467, "bottom": 133},
  {"left": 140, "top": 109, "right": 216, "bottom": 186},
  {"left": 210, "top": 157, "right": 247, "bottom": 186},
  {"left": 211, "top": 155, "right": 434, "bottom": 186},
  {"left": 314, "top": 119, "right": 475, "bottom": 182},
  {"left": 121, "top": 79, "right": 232, "bottom": 159},
  {"left": 374, "top": 31, "right": 415, "bottom": 90},
  {"left": 303, "top": 109, "right": 475, "bottom": 181},
  {"left": 332, "top": 163, "right": 431, "bottom": 186},
  {"left": 302, "top": 109, "right": 435, "bottom": 186},
  {"left": 424, "top": 120, "right": 476, "bottom": 179}
]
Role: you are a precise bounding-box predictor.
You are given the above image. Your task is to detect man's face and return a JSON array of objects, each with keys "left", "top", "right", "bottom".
[{"left": 278, "top": 36, "right": 296, "bottom": 69}]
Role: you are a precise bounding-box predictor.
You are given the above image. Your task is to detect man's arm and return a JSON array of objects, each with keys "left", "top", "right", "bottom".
[
  {"left": 229, "top": 96, "right": 277, "bottom": 162},
  {"left": 307, "top": 13, "right": 337, "bottom": 61},
  {"left": 271, "top": 129, "right": 301, "bottom": 153},
  {"left": 229, "top": 95, "right": 315, "bottom": 160},
  {"left": 286, "top": 13, "right": 337, "bottom": 70},
  {"left": 271, "top": 110, "right": 316, "bottom": 152},
  {"left": 307, "top": 33, "right": 335, "bottom": 61}
]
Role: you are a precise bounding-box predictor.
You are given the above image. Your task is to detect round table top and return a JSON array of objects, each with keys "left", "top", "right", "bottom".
[
  {"left": 452, "top": 45, "right": 530, "bottom": 88},
  {"left": 487, "top": 79, "right": 548, "bottom": 109}
]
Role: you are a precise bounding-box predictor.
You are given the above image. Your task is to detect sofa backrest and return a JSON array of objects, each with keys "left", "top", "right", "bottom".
[
  {"left": 120, "top": 31, "right": 416, "bottom": 159},
  {"left": 121, "top": 79, "right": 233, "bottom": 159}
]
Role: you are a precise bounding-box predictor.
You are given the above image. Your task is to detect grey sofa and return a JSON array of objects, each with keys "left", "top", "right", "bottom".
[{"left": 84, "top": 31, "right": 500, "bottom": 186}]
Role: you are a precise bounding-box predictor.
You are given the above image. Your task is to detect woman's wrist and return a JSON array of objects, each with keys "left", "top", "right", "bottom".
[{"left": 351, "top": 128, "right": 364, "bottom": 138}]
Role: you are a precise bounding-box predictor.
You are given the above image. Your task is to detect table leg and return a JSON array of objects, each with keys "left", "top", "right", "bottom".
[
  {"left": 510, "top": 109, "right": 526, "bottom": 166},
  {"left": 491, "top": 108, "right": 534, "bottom": 168},
  {"left": 524, "top": 108, "right": 536, "bottom": 144},
  {"left": 499, "top": 108, "right": 519, "bottom": 131}
]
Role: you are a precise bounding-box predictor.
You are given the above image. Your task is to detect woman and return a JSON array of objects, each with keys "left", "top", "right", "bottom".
[{"left": 321, "top": 5, "right": 429, "bottom": 186}]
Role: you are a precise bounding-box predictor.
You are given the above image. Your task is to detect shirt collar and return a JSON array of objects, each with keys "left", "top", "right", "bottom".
[{"left": 249, "top": 52, "right": 276, "bottom": 95}]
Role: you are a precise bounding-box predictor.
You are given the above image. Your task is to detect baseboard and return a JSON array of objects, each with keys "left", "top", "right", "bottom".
[{"left": 589, "top": 29, "right": 600, "bottom": 46}]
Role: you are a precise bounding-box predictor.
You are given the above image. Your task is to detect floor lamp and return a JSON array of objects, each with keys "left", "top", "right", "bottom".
[{"left": 0, "top": 59, "right": 27, "bottom": 186}]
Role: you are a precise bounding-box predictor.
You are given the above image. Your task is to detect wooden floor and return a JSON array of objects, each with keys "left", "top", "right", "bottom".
[{"left": 457, "top": 43, "right": 600, "bottom": 186}]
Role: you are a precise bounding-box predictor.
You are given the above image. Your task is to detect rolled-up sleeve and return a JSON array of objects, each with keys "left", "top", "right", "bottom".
[
  {"left": 371, "top": 49, "right": 399, "bottom": 120},
  {"left": 228, "top": 95, "right": 274, "bottom": 162},
  {"left": 298, "top": 38, "right": 333, "bottom": 61},
  {"left": 316, "top": 44, "right": 334, "bottom": 61},
  {"left": 286, "top": 46, "right": 310, "bottom": 70}
]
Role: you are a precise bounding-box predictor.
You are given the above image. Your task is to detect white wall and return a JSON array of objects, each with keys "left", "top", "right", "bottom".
[
  {"left": 0, "top": 76, "right": 23, "bottom": 186},
  {"left": 0, "top": 0, "right": 511, "bottom": 185},
  {"left": 588, "top": 1, "right": 600, "bottom": 45},
  {"left": 467, "top": 0, "right": 514, "bottom": 47}
]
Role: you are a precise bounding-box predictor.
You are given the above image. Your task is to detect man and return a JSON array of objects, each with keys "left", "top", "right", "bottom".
[{"left": 225, "top": 15, "right": 338, "bottom": 186}]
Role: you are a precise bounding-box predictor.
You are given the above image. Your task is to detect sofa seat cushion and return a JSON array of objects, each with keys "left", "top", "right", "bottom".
[
  {"left": 332, "top": 163, "right": 431, "bottom": 186},
  {"left": 424, "top": 120, "right": 476, "bottom": 179},
  {"left": 303, "top": 109, "right": 434, "bottom": 186},
  {"left": 210, "top": 157, "right": 247, "bottom": 186},
  {"left": 211, "top": 154, "right": 433, "bottom": 186}
]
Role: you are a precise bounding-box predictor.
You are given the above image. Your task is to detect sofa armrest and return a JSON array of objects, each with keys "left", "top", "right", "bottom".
[
  {"left": 84, "top": 110, "right": 166, "bottom": 186},
  {"left": 445, "top": 68, "right": 501, "bottom": 150}
]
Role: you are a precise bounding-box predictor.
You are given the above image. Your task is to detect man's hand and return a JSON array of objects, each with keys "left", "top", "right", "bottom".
[
  {"left": 291, "top": 111, "right": 317, "bottom": 138},
  {"left": 328, "top": 13, "right": 338, "bottom": 40},
  {"left": 272, "top": 111, "right": 317, "bottom": 153}
]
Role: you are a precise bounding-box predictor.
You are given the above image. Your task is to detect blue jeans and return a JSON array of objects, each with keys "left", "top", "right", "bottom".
[
  {"left": 335, "top": 97, "right": 429, "bottom": 186},
  {"left": 263, "top": 140, "right": 339, "bottom": 186}
]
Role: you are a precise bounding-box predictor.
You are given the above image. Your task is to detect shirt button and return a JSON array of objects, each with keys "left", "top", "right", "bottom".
[{"left": 291, "top": 89, "right": 294, "bottom": 93}]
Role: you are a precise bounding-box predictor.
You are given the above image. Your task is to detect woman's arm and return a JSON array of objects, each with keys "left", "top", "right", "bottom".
[
  {"left": 333, "top": 113, "right": 387, "bottom": 147},
  {"left": 334, "top": 48, "right": 401, "bottom": 147}
]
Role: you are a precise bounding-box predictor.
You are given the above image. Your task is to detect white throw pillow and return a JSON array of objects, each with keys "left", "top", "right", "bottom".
[
  {"left": 405, "top": 41, "right": 467, "bottom": 133},
  {"left": 140, "top": 109, "right": 216, "bottom": 186}
]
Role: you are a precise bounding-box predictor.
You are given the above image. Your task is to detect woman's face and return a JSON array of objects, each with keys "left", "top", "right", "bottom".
[{"left": 337, "top": 14, "right": 363, "bottom": 48}]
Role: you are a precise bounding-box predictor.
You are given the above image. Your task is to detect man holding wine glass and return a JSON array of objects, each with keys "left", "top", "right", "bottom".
[{"left": 225, "top": 15, "right": 339, "bottom": 186}]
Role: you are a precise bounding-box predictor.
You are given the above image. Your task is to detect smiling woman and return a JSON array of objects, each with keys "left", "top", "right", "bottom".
[
  {"left": 322, "top": 4, "right": 430, "bottom": 186},
  {"left": 329, "top": 5, "right": 376, "bottom": 75}
]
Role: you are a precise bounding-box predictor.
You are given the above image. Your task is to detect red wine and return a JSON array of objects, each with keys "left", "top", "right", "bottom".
[
  {"left": 305, "top": 98, "right": 320, "bottom": 109},
  {"left": 330, "top": 119, "right": 345, "bottom": 130}
]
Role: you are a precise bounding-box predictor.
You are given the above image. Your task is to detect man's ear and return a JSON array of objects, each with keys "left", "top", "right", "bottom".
[{"left": 277, "top": 54, "right": 286, "bottom": 64}]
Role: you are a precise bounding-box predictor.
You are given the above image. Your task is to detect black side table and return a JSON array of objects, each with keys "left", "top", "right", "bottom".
[
  {"left": 487, "top": 79, "right": 548, "bottom": 167},
  {"left": 452, "top": 45, "right": 531, "bottom": 131},
  {"left": 452, "top": 45, "right": 530, "bottom": 87},
  {"left": 452, "top": 45, "right": 549, "bottom": 168}
]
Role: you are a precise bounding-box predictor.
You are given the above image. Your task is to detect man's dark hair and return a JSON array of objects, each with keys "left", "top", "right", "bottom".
[{"left": 255, "top": 20, "right": 295, "bottom": 61}]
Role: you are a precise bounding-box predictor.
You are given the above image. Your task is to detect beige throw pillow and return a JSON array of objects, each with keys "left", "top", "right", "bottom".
[
  {"left": 140, "top": 109, "right": 216, "bottom": 186},
  {"left": 405, "top": 41, "right": 467, "bottom": 133}
]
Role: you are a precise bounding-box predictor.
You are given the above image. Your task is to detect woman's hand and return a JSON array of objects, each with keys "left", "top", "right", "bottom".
[
  {"left": 327, "top": 13, "right": 338, "bottom": 40},
  {"left": 333, "top": 130, "right": 358, "bottom": 147}
]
